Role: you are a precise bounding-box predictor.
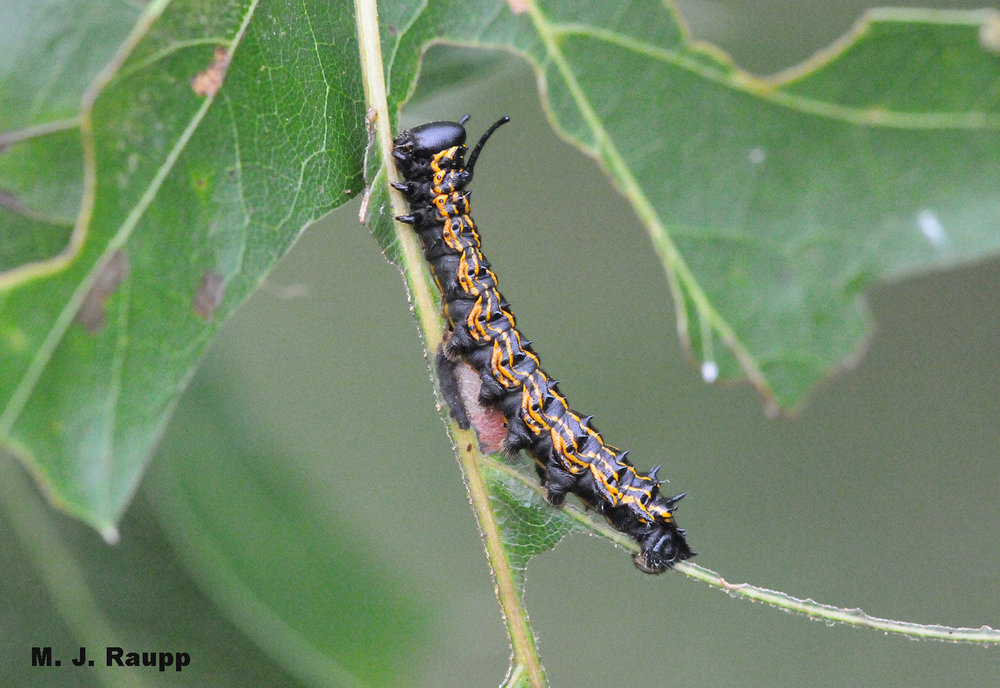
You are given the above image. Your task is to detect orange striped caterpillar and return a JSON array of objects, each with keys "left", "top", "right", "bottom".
[{"left": 392, "top": 117, "right": 693, "bottom": 573}]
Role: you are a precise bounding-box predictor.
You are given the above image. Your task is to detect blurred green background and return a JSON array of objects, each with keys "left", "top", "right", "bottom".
[{"left": 3, "top": 1, "right": 998, "bottom": 686}]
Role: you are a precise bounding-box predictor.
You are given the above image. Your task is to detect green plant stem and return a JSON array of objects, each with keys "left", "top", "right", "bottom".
[
  {"left": 483, "top": 455, "right": 1000, "bottom": 645},
  {"left": 354, "top": 1, "right": 548, "bottom": 685}
]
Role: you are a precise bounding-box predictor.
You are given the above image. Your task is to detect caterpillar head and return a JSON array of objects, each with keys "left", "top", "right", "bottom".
[
  {"left": 395, "top": 121, "right": 468, "bottom": 159},
  {"left": 634, "top": 496, "right": 694, "bottom": 573}
]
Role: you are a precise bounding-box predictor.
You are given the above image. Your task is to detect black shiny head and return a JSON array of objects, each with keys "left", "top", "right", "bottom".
[{"left": 399, "top": 121, "right": 468, "bottom": 156}]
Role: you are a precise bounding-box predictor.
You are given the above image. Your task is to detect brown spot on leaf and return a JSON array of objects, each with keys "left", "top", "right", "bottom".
[
  {"left": 76, "top": 250, "right": 130, "bottom": 333},
  {"left": 191, "top": 47, "right": 232, "bottom": 97},
  {"left": 506, "top": 0, "right": 528, "bottom": 13},
  {"left": 193, "top": 269, "right": 225, "bottom": 320}
]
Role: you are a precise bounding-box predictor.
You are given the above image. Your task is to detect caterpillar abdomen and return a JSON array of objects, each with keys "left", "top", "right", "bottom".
[{"left": 392, "top": 117, "right": 693, "bottom": 573}]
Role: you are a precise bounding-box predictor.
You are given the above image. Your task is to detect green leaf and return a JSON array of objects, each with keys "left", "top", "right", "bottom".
[
  {"left": 0, "top": 456, "right": 305, "bottom": 688},
  {"left": 145, "top": 371, "right": 429, "bottom": 687},
  {"left": 383, "top": 1, "right": 1000, "bottom": 412},
  {"left": 484, "top": 464, "right": 583, "bottom": 591},
  {"left": 0, "top": 0, "right": 366, "bottom": 531},
  {"left": 0, "top": 128, "right": 82, "bottom": 270},
  {"left": 0, "top": 366, "right": 427, "bottom": 687}
]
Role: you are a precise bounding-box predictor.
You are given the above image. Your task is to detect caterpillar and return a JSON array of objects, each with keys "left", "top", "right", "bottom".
[{"left": 391, "top": 116, "right": 693, "bottom": 573}]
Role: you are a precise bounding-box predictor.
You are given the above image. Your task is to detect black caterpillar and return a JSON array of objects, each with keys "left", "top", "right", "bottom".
[{"left": 392, "top": 117, "right": 693, "bottom": 573}]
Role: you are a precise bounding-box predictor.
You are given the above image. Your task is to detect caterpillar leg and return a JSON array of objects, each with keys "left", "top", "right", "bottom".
[
  {"left": 540, "top": 464, "right": 574, "bottom": 507},
  {"left": 503, "top": 414, "right": 535, "bottom": 454}
]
